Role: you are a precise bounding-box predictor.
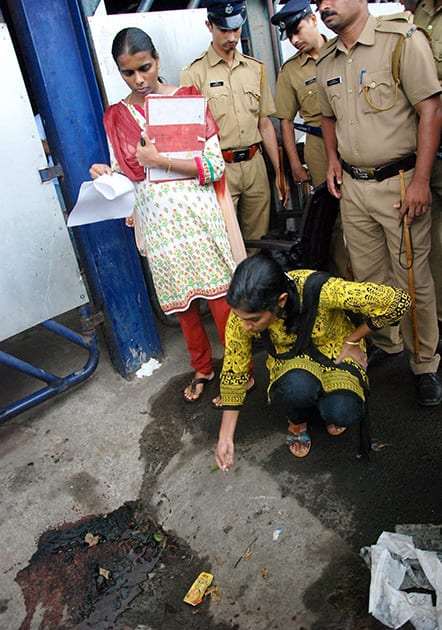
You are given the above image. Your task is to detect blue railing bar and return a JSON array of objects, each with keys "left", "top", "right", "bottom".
[
  {"left": 41, "top": 319, "right": 90, "bottom": 349},
  {"left": 0, "top": 351, "right": 62, "bottom": 385}
]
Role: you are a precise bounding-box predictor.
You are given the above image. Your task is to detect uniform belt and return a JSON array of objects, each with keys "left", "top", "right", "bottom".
[
  {"left": 342, "top": 154, "right": 416, "bottom": 182},
  {"left": 222, "top": 143, "right": 260, "bottom": 163}
]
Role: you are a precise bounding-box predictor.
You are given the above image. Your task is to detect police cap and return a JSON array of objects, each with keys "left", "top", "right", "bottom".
[
  {"left": 201, "top": 0, "right": 247, "bottom": 30},
  {"left": 271, "top": 0, "right": 313, "bottom": 40}
]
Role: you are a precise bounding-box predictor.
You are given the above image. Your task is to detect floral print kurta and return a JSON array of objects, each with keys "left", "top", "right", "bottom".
[{"left": 108, "top": 99, "right": 236, "bottom": 314}]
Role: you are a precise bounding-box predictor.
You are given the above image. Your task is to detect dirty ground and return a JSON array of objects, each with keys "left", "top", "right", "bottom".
[{"left": 0, "top": 310, "right": 441, "bottom": 629}]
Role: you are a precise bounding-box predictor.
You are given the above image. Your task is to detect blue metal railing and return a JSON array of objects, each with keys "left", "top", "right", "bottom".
[{"left": 0, "top": 305, "right": 100, "bottom": 423}]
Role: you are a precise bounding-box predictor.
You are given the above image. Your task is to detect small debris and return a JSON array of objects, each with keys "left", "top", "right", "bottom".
[
  {"left": 273, "top": 527, "right": 283, "bottom": 541},
  {"left": 153, "top": 533, "right": 164, "bottom": 543},
  {"left": 214, "top": 553, "right": 223, "bottom": 566},
  {"left": 234, "top": 536, "right": 258, "bottom": 568},
  {"left": 371, "top": 440, "right": 390, "bottom": 451},
  {"left": 84, "top": 532, "right": 100, "bottom": 547},
  {"left": 183, "top": 572, "right": 213, "bottom": 606},
  {"left": 210, "top": 465, "right": 219, "bottom": 474},
  {"left": 98, "top": 567, "right": 111, "bottom": 580},
  {"left": 206, "top": 585, "right": 221, "bottom": 602},
  {"left": 243, "top": 547, "right": 252, "bottom": 561},
  {"left": 261, "top": 567, "right": 269, "bottom": 579}
]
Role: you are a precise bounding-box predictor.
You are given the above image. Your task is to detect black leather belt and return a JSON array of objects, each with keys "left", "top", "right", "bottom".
[
  {"left": 222, "top": 143, "right": 261, "bottom": 163},
  {"left": 342, "top": 154, "right": 416, "bottom": 182}
]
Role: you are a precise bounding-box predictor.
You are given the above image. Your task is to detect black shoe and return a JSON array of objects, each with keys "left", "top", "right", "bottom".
[
  {"left": 367, "top": 345, "right": 403, "bottom": 368},
  {"left": 416, "top": 373, "right": 442, "bottom": 406}
]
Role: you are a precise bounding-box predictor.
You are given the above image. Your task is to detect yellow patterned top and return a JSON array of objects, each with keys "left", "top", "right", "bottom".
[{"left": 220, "top": 270, "right": 411, "bottom": 407}]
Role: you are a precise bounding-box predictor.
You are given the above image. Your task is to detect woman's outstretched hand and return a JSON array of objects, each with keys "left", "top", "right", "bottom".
[
  {"left": 89, "top": 163, "right": 112, "bottom": 180},
  {"left": 215, "top": 437, "right": 234, "bottom": 472}
]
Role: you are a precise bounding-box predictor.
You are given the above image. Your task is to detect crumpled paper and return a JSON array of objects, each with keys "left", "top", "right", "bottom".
[
  {"left": 135, "top": 358, "right": 161, "bottom": 378},
  {"left": 361, "top": 531, "right": 442, "bottom": 629}
]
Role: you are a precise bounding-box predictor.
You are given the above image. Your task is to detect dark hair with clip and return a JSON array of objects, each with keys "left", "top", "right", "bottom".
[{"left": 111, "top": 27, "right": 159, "bottom": 64}]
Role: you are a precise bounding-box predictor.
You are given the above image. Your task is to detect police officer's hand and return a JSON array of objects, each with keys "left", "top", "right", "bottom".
[
  {"left": 276, "top": 171, "right": 289, "bottom": 208},
  {"left": 326, "top": 159, "right": 342, "bottom": 199},
  {"left": 291, "top": 164, "right": 310, "bottom": 183},
  {"left": 395, "top": 178, "right": 431, "bottom": 225}
]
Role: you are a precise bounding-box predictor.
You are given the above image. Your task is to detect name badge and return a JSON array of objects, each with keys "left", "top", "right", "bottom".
[
  {"left": 304, "top": 77, "right": 317, "bottom": 86},
  {"left": 327, "top": 76, "right": 342, "bottom": 87},
  {"left": 210, "top": 81, "right": 224, "bottom": 87}
]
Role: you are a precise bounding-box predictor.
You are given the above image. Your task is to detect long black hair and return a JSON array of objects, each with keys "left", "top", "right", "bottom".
[
  {"left": 227, "top": 253, "right": 301, "bottom": 333},
  {"left": 111, "top": 27, "right": 159, "bottom": 65},
  {"left": 227, "top": 252, "right": 330, "bottom": 356}
]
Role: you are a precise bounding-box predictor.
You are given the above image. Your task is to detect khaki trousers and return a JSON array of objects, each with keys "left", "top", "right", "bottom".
[
  {"left": 429, "top": 158, "right": 442, "bottom": 323},
  {"left": 225, "top": 151, "right": 270, "bottom": 241},
  {"left": 340, "top": 170, "right": 440, "bottom": 375}
]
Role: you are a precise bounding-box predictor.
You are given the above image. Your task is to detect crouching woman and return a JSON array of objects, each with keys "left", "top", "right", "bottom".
[{"left": 215, "top": 253, "right": 411, "bottom": 468}]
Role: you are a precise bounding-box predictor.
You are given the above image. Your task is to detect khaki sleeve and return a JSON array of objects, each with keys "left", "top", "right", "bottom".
[
  {"left": 274, "top": 67, "right": 300, "bottom": 120},
  {"left": 400, "top": 30, "right": 442, "bottom": 105},
  {"left": 259, "top": 64, "right": 276, "bottom": 118}
]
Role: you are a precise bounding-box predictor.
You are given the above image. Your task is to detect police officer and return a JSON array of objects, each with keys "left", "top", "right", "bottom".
[
  {"left": 272, "top": 0, "right": 349, "bottom": 278},
  {"left": 180, "top": 0, "right": 288, "bottom": 242},
  {"left": 401, "top": 0, "right": 442, "bottom": 350},
  {"left": 272, "top": 0, "right": 328, "bottom": 187},
  {"left": 316, "top": 0, "right": 442, "bottom": 406}
]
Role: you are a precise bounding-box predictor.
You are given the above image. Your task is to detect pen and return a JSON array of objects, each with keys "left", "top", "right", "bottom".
[{"left": 359, "top": 69, "right": 366, "bottom": 85}]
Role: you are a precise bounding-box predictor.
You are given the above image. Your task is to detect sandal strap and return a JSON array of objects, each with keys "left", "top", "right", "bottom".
[
  {"left": 189, "top": 376, "right": 213, "bottom": 393},
  {"left": 286, "top": 431, "right": 310, "bottom": 446}
]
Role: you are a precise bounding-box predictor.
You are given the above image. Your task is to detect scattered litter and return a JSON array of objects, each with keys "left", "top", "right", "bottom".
[
  {"left": 153, "top": 533, "right": 164, "bottom": 543},
  {"left": 183, "top": 571, "right": 213, "bottom": 606},
  {"left": 234, "top": 536, "right": 258, "bottom": 568},
  {"left": 135, "top": 358, "right": 161, "bottom": 378},
  {"left": 361, "top": 530, "right": 442, "bottom": 629},
  {"left": 206, "top": 585, "right": 221, "bottom": 602},
  {"left": 214, "top": 553, "right": 223, "bottom": 566},
  {"left": 210, "top": 465, "right": 219, "bottom": 474},
  {"left": 273, "top": 527, "right": 283, "bottom": 541},
  {"left": 261, "top": 567, "right": 269, "bottom": 579},
  {"left": 98, "top": 567, "right": 111, "bottom": 580},
  {"left": 84, "top": 532, "right": 100, "bottom": 547},
  {"left": 371, "top": 440, "right": 390, "bottom": 451}
]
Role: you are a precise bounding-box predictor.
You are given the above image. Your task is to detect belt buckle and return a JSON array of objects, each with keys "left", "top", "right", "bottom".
[
  {"left": 353, "top": 166, "right": 375, "bottom": 180},
  {"left": 234, "top": 149, "right": 248, "bottom": 163}
]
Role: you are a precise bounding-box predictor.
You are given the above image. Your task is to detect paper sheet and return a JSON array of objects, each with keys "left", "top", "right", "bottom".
[
  {"left": 361, "top": 531, "right": 442, "bottom": 629},
  {"left": 67, "top": 172, "right": 135, "bottom": 227}
]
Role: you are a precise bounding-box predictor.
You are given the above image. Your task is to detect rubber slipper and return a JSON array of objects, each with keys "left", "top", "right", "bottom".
[
  {"left": 183, "top": 375, "right": 214, "bottom": 403},
  {"left": 210, "top": 380, "right": 257, "bottom": 410},
  {"left": 286, "top": 422, "right": 311, "bottom": 458},
  {"left": 326, "top": 424, "right": 347, "bottom": 436}
]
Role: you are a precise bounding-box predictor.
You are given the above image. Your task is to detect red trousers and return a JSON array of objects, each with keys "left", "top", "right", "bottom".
[{"left": 177, "top": 297, "right": 231, "bottom": 375}]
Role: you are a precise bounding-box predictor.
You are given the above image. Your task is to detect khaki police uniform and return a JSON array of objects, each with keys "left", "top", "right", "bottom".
[
  {"left": 275, "top": 46, "right": 349, "bottom": 278},
  {"left": 180, "top": 44, "right": 275, "bottom": 241},
  {"left": 275, "top": 49, "right": 327, "bottom": 186},
  {"left": 317, "top": 14, "right": 441, "bottom": 375},
  {"left": 415, "top": 0, "right": 442, "bottom": 324}
]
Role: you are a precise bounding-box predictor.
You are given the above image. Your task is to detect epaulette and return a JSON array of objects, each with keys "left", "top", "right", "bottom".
[
  {"left": 316, "top": 37, "right": 338, "bottom": 65},
  {"left": 375, "top": 16, "right": 419, "bottom": 36},
  {"left": 241, "top": 52, "right": 264, "bottom": 66},
  {"left": 375, "top": 17, "right": 431, "bottom": 45},
  {"left": 181, "top": 50, "right": 207, "bottom": 71},
  {"left": 378, "top": 11, "right": 414, "bottom": 24}
]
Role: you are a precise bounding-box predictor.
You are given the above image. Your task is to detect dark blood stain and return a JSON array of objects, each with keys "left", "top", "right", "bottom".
[{"left": 15, "top": 502, "right": 162, "bottom": 629}]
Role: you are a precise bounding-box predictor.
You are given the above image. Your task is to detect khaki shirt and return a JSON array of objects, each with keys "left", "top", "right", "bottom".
[
  {"left": 415, "top": 0, "right": 442, "bottom": 84},
  {"left": 316, "top": 14, "right": 441, "bottom": 166},
  {"left": 274, "top": 42, "right": 325, "bottom": 125},
  {"left": 180, "top": 44, "right": 275, "bottom": 150}
]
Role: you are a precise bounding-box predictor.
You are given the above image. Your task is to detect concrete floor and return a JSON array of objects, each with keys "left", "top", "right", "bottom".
[{"left": 0, "top": 309, "right": 441, "bottom": 629}]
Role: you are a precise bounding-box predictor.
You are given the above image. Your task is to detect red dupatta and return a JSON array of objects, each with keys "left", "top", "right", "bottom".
[{"left": 103, "top": 86, "right": 219, "bottom": 182}]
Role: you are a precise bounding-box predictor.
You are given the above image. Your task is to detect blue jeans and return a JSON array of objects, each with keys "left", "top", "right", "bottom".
[{"left": 269, "top": 369, "right": 364, "bottom": 427}]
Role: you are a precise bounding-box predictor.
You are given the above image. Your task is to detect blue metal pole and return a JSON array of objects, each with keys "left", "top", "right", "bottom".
[{"left": 5, "top": 0, "right": 163, "bottom": 377}]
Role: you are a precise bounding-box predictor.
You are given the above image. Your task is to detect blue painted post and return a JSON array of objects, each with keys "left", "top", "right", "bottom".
[{"left": 5, "top": 0, "right": 163, "bottom": 377}]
